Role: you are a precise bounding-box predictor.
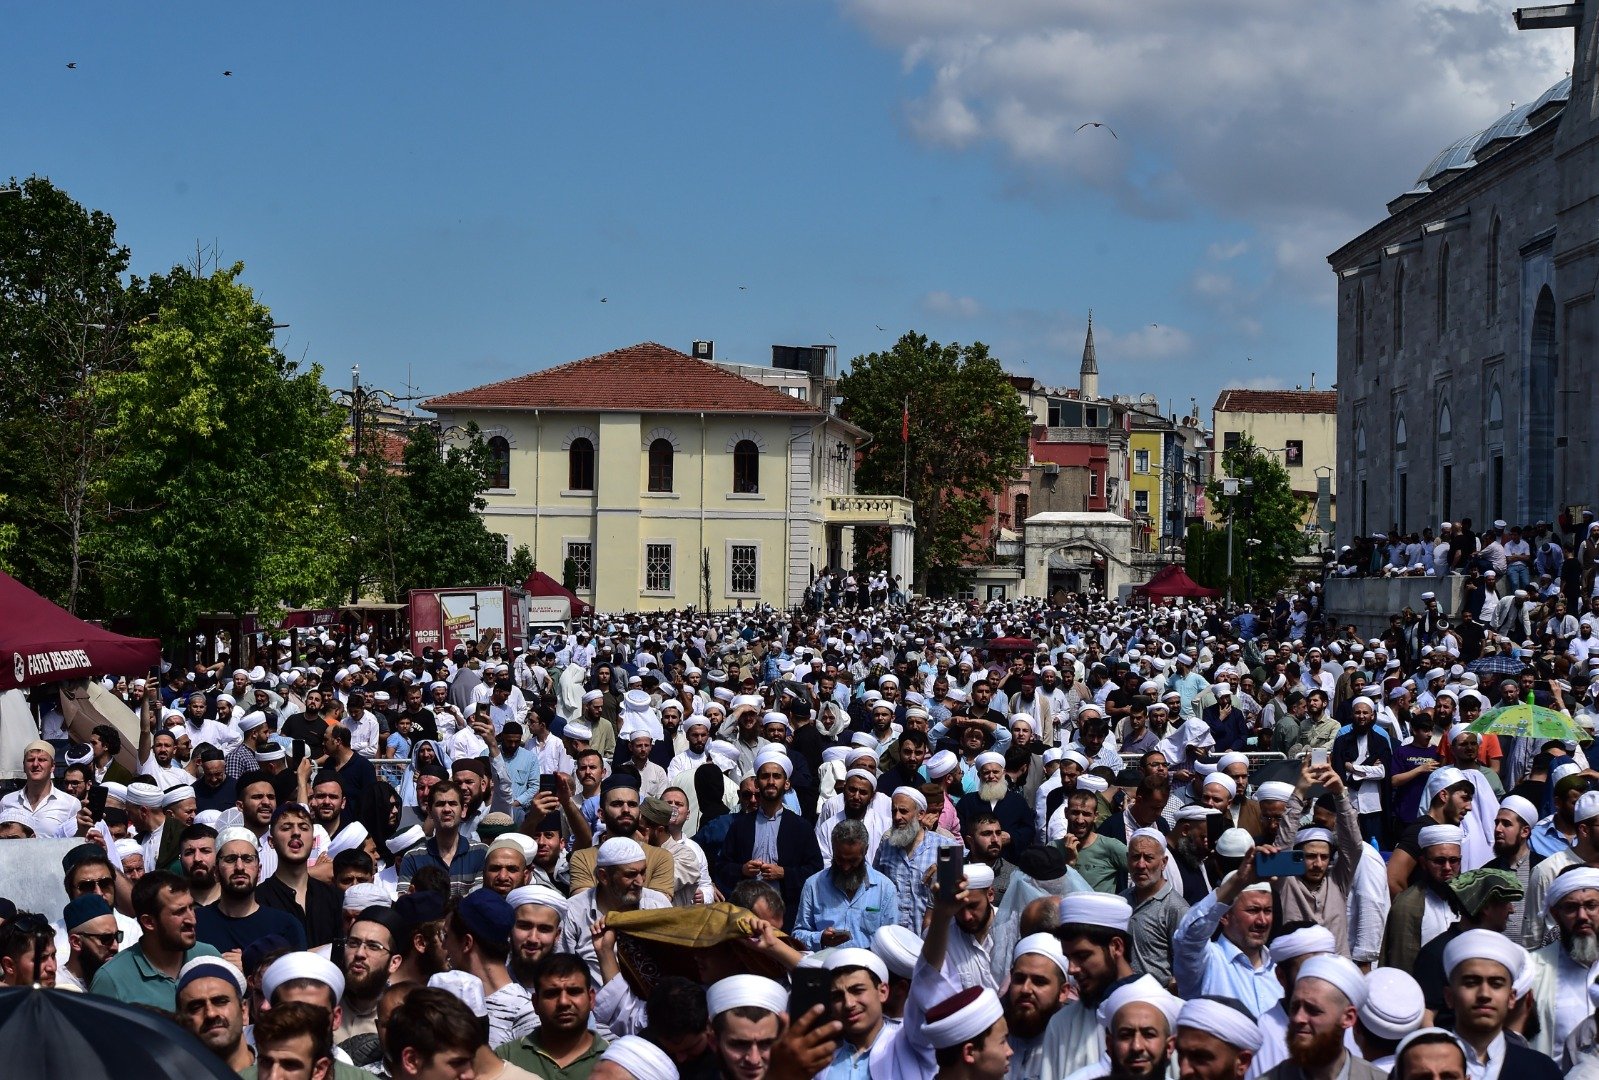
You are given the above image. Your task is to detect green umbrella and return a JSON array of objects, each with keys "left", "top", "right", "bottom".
[{"left": 1469, "top": 693, "right": 1584, "bottom": 742}]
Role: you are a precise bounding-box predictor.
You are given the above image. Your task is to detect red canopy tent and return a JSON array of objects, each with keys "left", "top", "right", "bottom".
[
  {"left": 1131, "top": 565, "right": 1221, "bottom": 599},
  {"left": 0, "top": 571, "right": 162, "bottom": 691},
  {"left": 523, "top": 570, "right": 591, "bottom": 616}
]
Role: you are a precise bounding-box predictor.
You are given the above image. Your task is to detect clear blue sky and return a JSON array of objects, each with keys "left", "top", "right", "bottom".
[{"left": 3, "top": 2, "right": 1566, "bottom": 413}]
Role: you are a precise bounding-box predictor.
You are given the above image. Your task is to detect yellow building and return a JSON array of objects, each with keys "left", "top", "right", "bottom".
[
  {"left": 1212, "top": 389, "right": 1338, "bottom": 529},
  {"left": 1127, "top": 427, "right": 1165, "bottom": 551},
  {"left": 423, "top": 342, "right": 912, "bottom": 612}
]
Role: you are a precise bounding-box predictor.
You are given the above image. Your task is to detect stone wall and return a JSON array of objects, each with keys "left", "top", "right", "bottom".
[{"left": 1322, "top": 576, "right": 1468, "bottom": 638}]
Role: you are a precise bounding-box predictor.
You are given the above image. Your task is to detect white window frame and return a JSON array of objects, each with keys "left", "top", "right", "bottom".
[
  {"left": 726, "top": 540, "right": 761, "bottom": 597},
  {"left": 642, "top": 540, "right": 676, "bottom": 596},
  {"left": 1089, "top": 471, "right": 1100, "bottom": 497},
  {"left": 1133, "top": 490, "right": 1149, "bottom": 515},
  {"left": 563, "top": 539, "right": 594, "bottom": 593},
  {"left": 1133, "top": 449, "right": 1150, "bottom": 474}
]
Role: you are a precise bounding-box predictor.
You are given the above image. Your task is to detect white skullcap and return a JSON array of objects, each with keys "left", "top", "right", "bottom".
[
  {"left": 326, "top": 822, "right": 369, "bottom": 858},
  {"left": 1129, "top": 827, "right": 1168, "bottom": 852},
  {"left": 602, "top": 1037, "right": 679, "bottom": 1080},
  {"left": 760, "top": 711, "right": 791, "bottom": 733},
  {"left": 964, "top": 863, "right": 996, "bottom": 890},
  {"left": 1097, "top": 972, "right": 1184, "bottom": 1030},
  {"left": 706, "top": 974, "right": 788, "bottom": 1017},
  {"left": 1216, "top": 752, "right": 1248, "bottom": 771},
  {"left": 125, "top": 782, "right": 163, "bottom": 808},
  {"left": 488, "top": 834, "right": 536, "bottom": 862},
  {"left": 843, "top": 768, "right": 877, "bottom": 788},
  {"left": 261, "top": 951, "right": 345, "bottom": 1003},
  {"left": 1255, "top": 781, "right": 1295, "bottom": 804},
  {"left": 1425, "top": 767, "right": 1473, "bottom": 805},
  {"left": 1042, "top": 748, "right": 1065, "bottom": 765},
  {"left": 1298, "top": 955, "right": 1367, "bottom": 1008},
  {"left": 1076, "top": 775, "right": 1109, "bottom": 794},
  {"left": 1268, "top": 925, "right": 1335, "bottom": 963},
  {"left": 564, "top": 722, "right": 594, "bottom": 741},
  {"left": 1358, "top": 968, "right": 1425, "bottom": 1041},
  {"left": 926, "top": 751, "right": 959, "bottom": 779},
  {"left": 973, "top": 751, "right": 1006, "bottom": 770},
  {"left": 1204, "top": 773, "right": 1237, "bottom": 799},
  {"left": 101, "top": 782, "right": 127, "bottom": 805},
  {"left": 1177, "top": 997, "right": 1263, "bottom": 1051},
  {"left": 683, "top": 714, "right": 711, "bottom": 731},
  {"left": 1545, "top": 867, "right": 1599, "bottom": 913},
  {"left": 507, "top": 884, "right": 568, "bottom": 917},
  {"left": 1442, "top": 927, "right": 1527, "bottom": 980},
  {"left": 215, "top": 826, "right": 257, "bottom": 852},
  {"left": 237, "top": 711, "right": 268, "bottom": 733},
  {"left": 872, "top": 924, "right": 922, "bottom": 979},
  {"left": 1215, "top": 828, "right": 1253, "bottom": 858},
  {"left": 428, "top": 970, "right": 488, "bottom": 1018},
  {"left": 1500, "top": 795, "right": 1539, "bottom": 827},
  {"left": 160, "top": 785, "right": 196, "bottom": 808},
  {"left": 826, "top": 946, "right": 889, "bottom": 984},
  {"left": 1417, "top": 824, "right": 1464, "bottom": 849},
  {"left": 1013, "top": 932, "right": 1071, "bottom": 980},
  {"left": 113, "top": 837, "right": 142, "bottom": 864},
  {"left": 595, "top": 837, "right": 647, "bottom": 868},
  {"left": 924, "top": 987, "right": 1005, "bottom": 1049},
  {"left": 753, "top": 747, "right": 792, "bottom": 777},
  {"left": 1058, "top": 892, "right": 1133, "bottom": 933},
  {"left": 1061, "top": 750, "right": 1090, "bottom": 770},
  {"left": 892, "top": 785, "right": 927, "bottom": 811},
  {"left": 343, "top": 883, "right": 392, "bottom": 912},
  {"left": 386, "top": 824, "right": 425, "bottom": 855},
  {"left": 1294, "top": 827, "right": 1335, "bottom": 849}
]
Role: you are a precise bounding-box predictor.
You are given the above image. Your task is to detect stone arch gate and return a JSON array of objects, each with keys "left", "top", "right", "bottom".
[{"left": 1023, "top": 512, "right": 1138, "bottom": 600}]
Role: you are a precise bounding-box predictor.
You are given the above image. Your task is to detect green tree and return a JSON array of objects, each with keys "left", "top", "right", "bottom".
[
  {"left": 1201, "top": 435, "right": 1311, "bottom": 601},
  {"left": 91, "top": 262, "right": 349, "bottom": 636},
  {"left": 0, "top": 176, "right": 132, "bottom": 610},
  {"left": 389, "top": 424, "right": 510, "bottom": 593},
  {"left": 505, "top": 544, "right": 536, "bottom": 587},
  {"left": 839, "top": 333, "right": 1031, "bottom": 593}
]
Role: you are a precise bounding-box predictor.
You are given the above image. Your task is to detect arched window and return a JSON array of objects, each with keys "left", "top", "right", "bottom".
[
  {"left": 568, "top": 437, "right": 595, "bottom": 491},
  {"left": 1356, "top": 422, "right": 1366, "bottom": 458},
  {"left": 1438, "top": 400, "right": 1452, "bottom": 440},
  {"left": 647, "top": 438, "right": 674, "bottom": 492},
  {"left": 1393, "top": 265, "right": 1405, "bottom": 351},
  {"left": 1488, "top": 385, "right": 1503, "bottom": 428},
  {"left": 732, "top": 439, "right": 759, "bottom": 494},
  {"left": 487, "top": 436, "right": 511, "bottom": 489},
  {"left": 1437, "top": 242, "right": 1450, "bottom": 336},
  {"left": 1394, "top": 413, "right": 1407, "bottom": 450},
  {"left": 1487, "top": 217, "right": 1500, "bottom": 325},
  {"left": 1015, "top": 493, "right": 1030, "bottom": 525}
]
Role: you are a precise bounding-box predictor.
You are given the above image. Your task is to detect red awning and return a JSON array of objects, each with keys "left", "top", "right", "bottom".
[
  {"left": 1131, "top": 564, "right": 1222, "bottom": 599},
  {"left": 523, "top": 570, "right": 591, "bottom": 616},
  {"left": 0, "top": 571, "right": 162, "bottom": 691}
]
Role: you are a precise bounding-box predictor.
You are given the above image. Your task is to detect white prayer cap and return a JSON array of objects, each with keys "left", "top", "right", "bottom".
[
  {"left": 964, "top": 863, "right": 996, "bottom": 890},
  {"left": 1042, "top": 747, "right": 1065, "bottom": 764},
  {"left": 195, "top": 809, "right": 223, "bottom": 829},
  {"left": 1013, "top": 933, "right": 1071, "bottom": 980},
  {"left": 1173, "top": 805, "right": 1219, "bottom": 823},
  {"left": 1545, "top": 867, "right": 1599, "bottom": 912},
  {"left": 564, "top": 721, "right": 595, "bottom": 742},
  {"left": 216, "top": 826, "right": 257, "bottom": 852},
  {"left": 178, "top": 956, "right": 246, "bottom": 998},
  {"left": 1255, "top": 781, "right": 1295, "bottom": 804},
  {"left": 1097, "top": 972, "right": 1183, "bottom": 1030},
  {"left": 489, "top": 833, "right": 536, "bottom": 862},
  {"left": 113, "top": 837, "right": 142, "bottom": 864},
  {"left": 1211, "top": 682, "right": 1232, "bottom": 697},
  {"left": 386, "top": 824, "right": 425, "bottom": 855},
  {"left": 1077, "top": 704, "right": 1104, "bottom": 720},
  {"left": 1076, "top": 775, "right": 1110, "bottom": 794},
  {"left": 1058, "top": 892, "right": 1133, "bottom": 933},
  {"left": 1442, "top": 927, "right": 1527, "bottom": 980},
  {"left": 760, "top": 711, "right": 791, "bottom": 732},
  {"left": 428, "top": 970, "right": 488, "bottom": 1017},
  {"left": 753, "top": 747, "right": 792, "bottom": 777},
  {"left": 125, "top": 782, "right": 163, "bottom": 808},
  {"left": 261, "top": 951, "right": 345, "bottom": 1003},
  {"left": 973, "top": 751, "right": 1006, "bottom": 770},
  {"left": 237, "top": 711, "right": 268, "bottom": 733},
  {"left": 1576, "top": 792, "right": 1599, "bottom": 823},
  {"left": 1500, "top": 795, "right": 1539, "bottom": 826},
  {"left": 595, "top": 837, "right": 647, "bottom": 868},
  {"left": 216, "top": 693, "right": 237, "bottom": 706},
  {"left": 659, "top": 699, "right": 683, "bottom": 716},
  {"left": 1268, "top": 925, "right": 1335, "bottom": 964},
  {"left": 507, "top": 884, "right": 568, "bottom": 917},
  {"left": 683, "top": 714, "right": 711, "bottom": 731},
  {"left": 1129, "top": 827, "right": 1168, "bottom": 852},
  {"left": 926, "top": 751, "right": 959, "bottom": 779},
  {"left": 622, "top": 690, "right": 652, "bottom": 711},
  {"left": 1424, "top": 767, "right": 1473, "bottom": 805},
  {"left": 1203, "top": 773, "right": 1237, "bottom": 798},
  {"left": 707, "top": 974, "right": 788, "bottom": 1017},
  {"left": 1177, "top": 996, "right": 1263, "bottom": 1051},
  {"left": 708, "top": 741, "right": 742, "bottom": 771},
  {"left": 1294, "top": 827, "right": 1335, "bottom": 849},
  {"left": 101, "top": 782, "right": 127, "bottom": 805},
  {"left": 1061, "top": 750, "right": 1090, "bottom": 770},
  {"left": 1215, "top": 828, "right": 1253, "bottom": 858},
  {"left": 1417, "top": 824, "right": 1464, "bottom": 849},
  {"left": 843, "top": 768, "right": 877, "bottom": 788},
  {"left": 872, "top": 924, "right": 921, "bottom": 978},
  {"left": 343, "top": 883, "right": 392, "bottom": 913},
  {"left": 1358, "top": 968, "right": 1424, "bottom": 1040},
  {"left": 1298, "top": 955, "right": 1367, "bottom": 1008},
  {"left": 850, "top": 731, "right": 878, "bottom": 749},
  {"left": 892, "top": 786, "right": 927, "bottom": 811},
  {"left": 923, "top": 986, "right": 1005, "bottom": 1049},
  {"left": 826, "top": 946, "right": 889, "bottom": 984},
  {"left": 602, "top": 1035, "right": 679, "bottom": 1080},
  {"left": 327, "top": 822, "right": 370, "bottom": 858},
  {"left": 1216, "top": 752, "right": 1248, "bottom": 771},
  {"left": 161, "top": 785, "right": 197, "bottom": 808}
]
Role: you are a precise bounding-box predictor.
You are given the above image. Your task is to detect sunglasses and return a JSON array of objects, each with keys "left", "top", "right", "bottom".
[
  {"left": 78, "top": 930, "right": 124, "bottom": 946},
  {"left": 75, "top": 877, "right": 115, "bottom": 894}
]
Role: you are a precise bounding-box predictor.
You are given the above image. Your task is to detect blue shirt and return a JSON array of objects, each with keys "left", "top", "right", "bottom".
[
  {"left": 753, "top": 808, "right": 782, "bottom": 864},
  {"left": 873, "top": 829, "right": 958, "bottom": 932},
  {"left": 501, "top": 745, "right": 541, "bottom": 812},
  {"left": 1172, "top": 892, "right": 1282, "bottom": 1018},
  {"left": 823, "top": 1017, "right": 900, "bottom": 1080},
  {"left": 1531, "top": 816, "right": 1577, "bottom": 858},
  {"left": 792, "top": 865, "right": 899, "bottom": 950}
]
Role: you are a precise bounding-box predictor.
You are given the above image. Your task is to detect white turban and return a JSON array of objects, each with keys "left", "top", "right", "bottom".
[
  {"left": 706, "top": 974, "right": 788, "bottom": 1017},
  {"left": 343, "top": 883, "right": 392, "bottom": 913},
  {"left": 926, "top": 751, "right": 959, "bottom": 780},
  {"left": 1216, "top": 752, "right": 1249, "bottom": 771},
  {"left": 261, "top": 951, "right": 346, "bottom": 1003},
  {"left": 753, "top": 747, "right": 792, "bottom": 777},
  {"left": 1442, "top": 927, "right": 1528, "bottom": 981},
  {"left": 595, "top": 837, "right": 647, "bottom": 868},
  {"left": 1546, "top": 867, "right": 1599, "bottom": 914},
  {"left": 601, "top": 1036, "right": 679, "bottom": 1080},
  {"left": 872, "top": 924, "right": 921, "bottom": 978},
  {"left": 125, "top": 782, "right": 163, "bottom": 808},
  {"left": 1076, "top": 775, "right": 1110, "bottom": 794},
  {"left": 892, "top": 786, "right": 927, "bottom": 811},
  {"left": 964, "top": 863, "right": 996, "bottom": 890},
  {"left": 1500, "top": 795, "right": 1539, "bottom": 827},
  {"left": 1256, "top": 781, "right": 1295, "bottom": 804},
  {"left": 1177, "top": 996, "right": 1263, "bottom": 1051},
  {"left": 1417, "top": 824, "right": 1465, "bottom": 849},
  {"left": 216, "top": 827, "right": 258, "bottom": 852},
  {"left": 924, "top": 987, "right": 1005, "bottom": 1049},
  {"left": 1013, "top": 932, "right": 1071, "bottom": 980},
  {"left": 1203, "top": 773, "right": 1237, "bottom": 799},
  {"left": 1358, "top": 968, "right": 1425, "bottom": 1040},
  {"left": 428, "top": 970, "right": 487, "bottom": 1018},
  {"left": 1268, "top": 926, "right": 1336, "bottom": 964},
  {"left": 826, "top": 946, "right": 889, "bottom": 984},
  {"left": 1097, "top": 972, "right": 1184, "bottom": 1030},
  {"left": 973, "top": 751, "right": 1006, "bottom": 770},
  {"left": 327, "top": 822, "right": 369, "bottom": 858},
  {"left": 507, "top": 884, "right": 568, "bottom": 917},
  {"left": 1298, "top": 955, "right": 1368, "bottom": 1009},
  {"left": 1128, "top": 827, "right": 1168, "bottom": 852},
  {"left": 844, "top": 768, "right": 877, "bottom": 788},
  {"left": 1059, "top": 892, "right": 1133, "bottom": 933}
]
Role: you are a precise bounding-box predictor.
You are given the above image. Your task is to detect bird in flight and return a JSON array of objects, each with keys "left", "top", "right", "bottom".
[
  {"left": 738, "top": 285, "right": 747, "bottom": 290},
  {"left": 1075, "top": 122, "right": 1117, "bottom": 139},
  {"left": 66, "top": 62, "right": 77, "bottom": 69},
  {"left": 223, "top": 70, "right": 233, "bottom": 76},
  {"left": 875, "top": 325, "right": 885, "bottom": 331},
  {"left": 600, "top": 297, "right": 607, "bottom": 303}
]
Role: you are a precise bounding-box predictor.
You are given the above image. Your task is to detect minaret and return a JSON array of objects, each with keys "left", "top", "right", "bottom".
[{"left": 1080, "top": 310, "right": 1099, "bottom": 400}]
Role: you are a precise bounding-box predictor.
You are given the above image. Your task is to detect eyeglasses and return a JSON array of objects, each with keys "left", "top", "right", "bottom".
[
  {"left": 9, "top": 914, "right": 49, "bottom": 935},
  {"left": 342, "top": 937, "right": 392, "bottom": 955},
  {"left": 75, "top": 877, "right": 115, "bottom": 894},
  {"left": 78, "top": 930, "right": 124, "bottom": 946},
  {"left": 219, "top": 852, "right": 259, "bottom": 865}
]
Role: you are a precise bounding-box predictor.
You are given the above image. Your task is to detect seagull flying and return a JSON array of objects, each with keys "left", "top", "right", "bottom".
[
  {"left": 1075, "top": 122, "right": 1118, "bottom": 139},
  {"left": 223, "top": 70, "right": 232, "bottom": 76},
  {"left": 66, "top": 62, "right": 77, "bottom": 69},
  {"left": 600, "top": 297, "right": 607, "bottom": 303},
  {"left": 875, "top": 325, "right": 885, "bottom": 331}
]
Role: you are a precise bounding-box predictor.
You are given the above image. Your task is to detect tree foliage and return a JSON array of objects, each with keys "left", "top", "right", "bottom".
[
  {"left": 91, "top": 262, "right": 349, "bottom": 637},
  {"left": 839, "top": 333, "right": 1031, "bottom": 593},
  {"left": 1191, "top": 435, "right": 1311, "bottom": 601}
]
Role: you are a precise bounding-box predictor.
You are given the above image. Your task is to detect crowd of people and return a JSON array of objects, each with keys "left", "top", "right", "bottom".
[{"left": 1, "top": 578, "right": 1598, "bottom": 1080}]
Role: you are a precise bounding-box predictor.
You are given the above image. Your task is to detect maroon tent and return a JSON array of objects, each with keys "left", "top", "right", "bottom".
[
  {"left": 523, "top": 570, "right": 591, "bottom": 616},
  {"left": 1132, "top": 564, "right": 1222, "bottom": 599},
  {"left": 0, "top": 571, "right": 161, "bottom": 691}
]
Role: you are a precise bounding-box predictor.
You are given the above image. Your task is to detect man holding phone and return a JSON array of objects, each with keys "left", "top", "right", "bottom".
[{"left": 1270, "top": 758, "right": 1364, "bottom": 956}]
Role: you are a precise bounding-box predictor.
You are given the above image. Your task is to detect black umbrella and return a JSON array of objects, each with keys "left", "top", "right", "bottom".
[{"left": 0, "top": 985, "right": 239, "bottom": 1079}]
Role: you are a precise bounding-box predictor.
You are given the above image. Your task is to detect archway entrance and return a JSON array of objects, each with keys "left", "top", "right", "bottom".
[{"left": 1048, "top": 545, "right": 1106, "bottom": 601}]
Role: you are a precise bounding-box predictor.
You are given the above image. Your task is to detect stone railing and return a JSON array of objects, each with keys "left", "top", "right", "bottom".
[{"left": 825, "top": 495, "right": 916, "bottom": 527}]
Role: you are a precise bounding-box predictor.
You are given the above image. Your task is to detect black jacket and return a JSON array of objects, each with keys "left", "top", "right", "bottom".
[{"left": 713, "top": 808, "right": 822, "bottom": 931}]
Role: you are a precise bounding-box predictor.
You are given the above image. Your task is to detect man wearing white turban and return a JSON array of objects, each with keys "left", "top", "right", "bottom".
[
  {"left": 1256, "top": 956, "right": 1383, "bottom": 1080},
  {"left": 1443, "top": 928, "right": 1562, "bottom": 1080},
  {"left": 1526, "top": 867, "right": 1599, "bottom": 1060}
]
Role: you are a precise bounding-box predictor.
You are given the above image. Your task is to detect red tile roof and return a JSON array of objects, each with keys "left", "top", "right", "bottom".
[
  {"left": 423, "top": 342, "right": 818, "bottom": 415},
  {"left": 1213, "top": 389, "right": 1337, "bottom": 415}
]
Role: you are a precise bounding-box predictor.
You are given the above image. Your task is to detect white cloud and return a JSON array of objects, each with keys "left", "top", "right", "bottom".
[
  {"left": 844, "top": 0, "right": 1569, "bottom": 294},
  {"left": 922, "top": 289, "right": 984, "bottom": 317}
]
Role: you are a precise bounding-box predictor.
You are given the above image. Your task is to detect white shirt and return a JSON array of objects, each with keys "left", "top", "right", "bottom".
[
  {"left": 139, "top": 757, "right": 193, "bottom": 789},
  {"left": 0, "top": 784, "right": 81, "bottom": 838}
]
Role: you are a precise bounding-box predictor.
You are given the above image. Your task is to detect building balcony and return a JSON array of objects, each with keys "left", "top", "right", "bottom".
[{"left": 824, "top": 494, "right": 916, "bottom": 527}]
